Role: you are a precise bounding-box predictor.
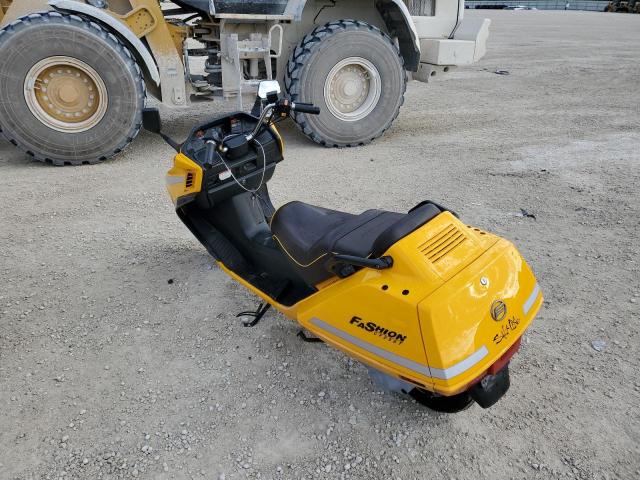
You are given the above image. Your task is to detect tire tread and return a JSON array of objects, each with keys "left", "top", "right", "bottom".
[
  {"left": 0, "top": 12, "right": 146, "bottom": 166},
  {"left": 284, "top": 19, "right": 407, "bottom": 148}
]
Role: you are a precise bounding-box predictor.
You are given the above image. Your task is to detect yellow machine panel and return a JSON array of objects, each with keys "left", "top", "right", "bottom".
[
  {"left": 166, "top": 153, "right": 203, "bottom": 207},
  {"left": 297, "top": 269, "right": 435, "bottom": 389},
  {"left": 419, "top": 240, "right": 542, "bottom": 394},
  {"left": 286, "top": 213, "right": 541, "bottom": 395}
]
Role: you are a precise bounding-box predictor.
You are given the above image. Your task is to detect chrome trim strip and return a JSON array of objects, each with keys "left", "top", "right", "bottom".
[
  {"left": 166, "top": 176, "right": 185, "bottom": 185},
  {"left": 429, "top": 346, "right": 489, "bottom": 380},
  {"left": 309, "top": 317, "right": 489, "bottom": 380},
  {"left": 309, "top": 317, "right": 433, "bottom": 376},
  {"left": 523, "top": 282, "right": 541, "bottom": 315}
]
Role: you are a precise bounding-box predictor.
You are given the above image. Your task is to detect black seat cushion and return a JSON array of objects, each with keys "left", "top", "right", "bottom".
[{"left": 270, "top": 201, "right": 441, "bottom": 286}]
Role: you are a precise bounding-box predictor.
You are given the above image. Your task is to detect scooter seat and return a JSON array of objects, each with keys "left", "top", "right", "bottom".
[{"left": 271, "top": 201, "right": 442, "bottom": 285}]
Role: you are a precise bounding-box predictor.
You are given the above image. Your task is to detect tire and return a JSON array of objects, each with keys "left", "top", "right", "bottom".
[
  {"left": 0, "top": 12, "right": 145, "bottom": 166},
  {"left": 409, "top": 388, "right": 475, "bottom": 413},
  {"left": 285, "top": 20, "right": 406, "bottom": 148}
]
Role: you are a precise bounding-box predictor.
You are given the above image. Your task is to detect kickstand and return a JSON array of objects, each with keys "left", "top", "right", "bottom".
[
  {"left": 237, "top": 302, "right": 271, "bottom": 327},
  {"left": 297, "top": 330, "right": 324, "bottom": 343}
]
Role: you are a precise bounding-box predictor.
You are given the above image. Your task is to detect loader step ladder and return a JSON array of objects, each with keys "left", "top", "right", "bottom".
[{"left": 219, "top": 24, "right": 284, "bottom": 109}]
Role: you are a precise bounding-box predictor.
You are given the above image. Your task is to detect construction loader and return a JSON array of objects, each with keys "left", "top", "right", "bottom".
[{"left": 0, "top": 0, "right": 490, "bottom": 165}]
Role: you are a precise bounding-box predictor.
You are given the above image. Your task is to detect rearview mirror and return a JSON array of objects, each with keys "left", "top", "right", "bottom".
[
  {"left": 141, "top": 107, "right": 180, "bottom": 152},
  {"left": 258, "top": 80, "right": 281, "bottom": 100},
  {"left": 142, "top": 108, "right": 162, "bottom": 134}
]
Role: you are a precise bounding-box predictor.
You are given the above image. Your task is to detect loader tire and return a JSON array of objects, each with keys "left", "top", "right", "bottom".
[
  {"left": 285, "top": 20, "right": 406, "bottom": 148},
  {"left": 0, "top": 12, "right": 145, "bottom": 166}
]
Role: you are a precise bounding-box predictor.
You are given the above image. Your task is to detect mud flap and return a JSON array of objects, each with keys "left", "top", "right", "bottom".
[{"left": 469, "top": 364, "right": 510, "bottom": 408}]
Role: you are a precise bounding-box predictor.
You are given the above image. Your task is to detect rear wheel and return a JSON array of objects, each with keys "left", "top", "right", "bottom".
[
  {"left": 0, "top": 12, "right": 145, "bottom": 165},
  {"left": 285, "top": 20, "right": 406, "bottom": 147},
  {"left": 409, "top": 388, "right": 475, "bottom": 413}
]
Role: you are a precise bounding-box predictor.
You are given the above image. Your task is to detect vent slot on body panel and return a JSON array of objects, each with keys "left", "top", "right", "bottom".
[
  {"left": 185, "top": 172, "right": 195, "bottom": 188},
  {"left": 419, "top": 224, "right": 466, "bottom": 263}
]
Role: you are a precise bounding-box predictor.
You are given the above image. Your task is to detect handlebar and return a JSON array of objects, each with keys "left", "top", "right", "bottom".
[
  {"left": 291, "top": 102, "right": 320, "bottom": 115},
  {"left": 203, "top": 97, "right": 322, "bottom": 165},
  {"left": 246, "top": 98, "right": 320, "bottom": 141},
  {"left": 205, "top": 140, "right": 217, "bottom": 167}
]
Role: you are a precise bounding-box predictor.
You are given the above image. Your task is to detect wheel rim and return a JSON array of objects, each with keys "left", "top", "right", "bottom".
[
  {"left": 323, "top": 57, "right": 381, "bottom": 122},
  {"left": 23, "top": 56, "right": 108, "bottom": 133}
]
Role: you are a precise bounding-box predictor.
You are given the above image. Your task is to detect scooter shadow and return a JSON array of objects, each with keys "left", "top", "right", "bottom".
[{"left": 122, "top": 241, "right": 465, "bottom": 420}]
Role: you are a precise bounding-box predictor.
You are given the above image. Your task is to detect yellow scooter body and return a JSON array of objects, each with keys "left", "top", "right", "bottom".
[
  {"left": 164, "top": 118, "right": 542, "bottom": 398},
  {"left": 221, "top": 210, "right": 541, "bottom": 396}
]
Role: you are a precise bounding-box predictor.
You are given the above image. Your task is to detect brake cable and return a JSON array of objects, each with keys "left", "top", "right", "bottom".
[{"left": 217, "top": 135, "right": 268, "bottom": 196}]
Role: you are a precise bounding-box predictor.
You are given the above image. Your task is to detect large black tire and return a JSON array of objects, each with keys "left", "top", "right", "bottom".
[
  {"left": 285, "top": 20, "right": 406, "bottom": 148},
  {"left": 0, "top": 12, "right": 145, "bottom": 166}
]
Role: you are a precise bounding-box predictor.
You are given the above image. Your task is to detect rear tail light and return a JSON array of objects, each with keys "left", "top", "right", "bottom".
[
  {"left": 465, "top": 336, "right": 522, "bottom": 390},
  {"left": 489, "top": 336, "right": 522, "bottom": 375}
]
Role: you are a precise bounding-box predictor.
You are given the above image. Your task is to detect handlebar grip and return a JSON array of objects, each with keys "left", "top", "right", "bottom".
[
  {"left": 205, "top": 140, "right": 217, "bottom": 167},
  {"left": 292, "top": 102, "right": 320, "bottom": 115}
]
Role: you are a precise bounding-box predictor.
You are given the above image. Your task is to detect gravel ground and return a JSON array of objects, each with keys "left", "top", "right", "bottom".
[{"left": 1, "top": 10, "right": 639, "bottom": 480}]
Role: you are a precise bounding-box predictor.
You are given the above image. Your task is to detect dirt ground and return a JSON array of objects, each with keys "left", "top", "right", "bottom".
[{"left": 1, "top": 10, "right": 639, "bottom": 480}]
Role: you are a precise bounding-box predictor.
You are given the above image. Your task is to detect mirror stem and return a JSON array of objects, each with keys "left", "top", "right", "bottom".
[{"left": 161, "top": 133, "right": 180, "bottom": 152}]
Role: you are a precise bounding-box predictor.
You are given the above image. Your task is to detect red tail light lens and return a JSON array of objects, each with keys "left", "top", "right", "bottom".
[{"left": 489, "top": 336, "right": 522, "bottom": 375}]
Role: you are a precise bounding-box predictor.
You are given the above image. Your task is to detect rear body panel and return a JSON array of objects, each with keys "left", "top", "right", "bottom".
[
  {"left": 293, "top": 212, "right": 541, "bottom": 395},
  {"left": 419, "top": 239, "right": 541, "bottom": 394}
]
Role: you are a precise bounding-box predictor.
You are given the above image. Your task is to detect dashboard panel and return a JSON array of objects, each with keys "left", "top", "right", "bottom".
[{"left": 180, "top": 112, "right": 284, "bottom": 206}]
